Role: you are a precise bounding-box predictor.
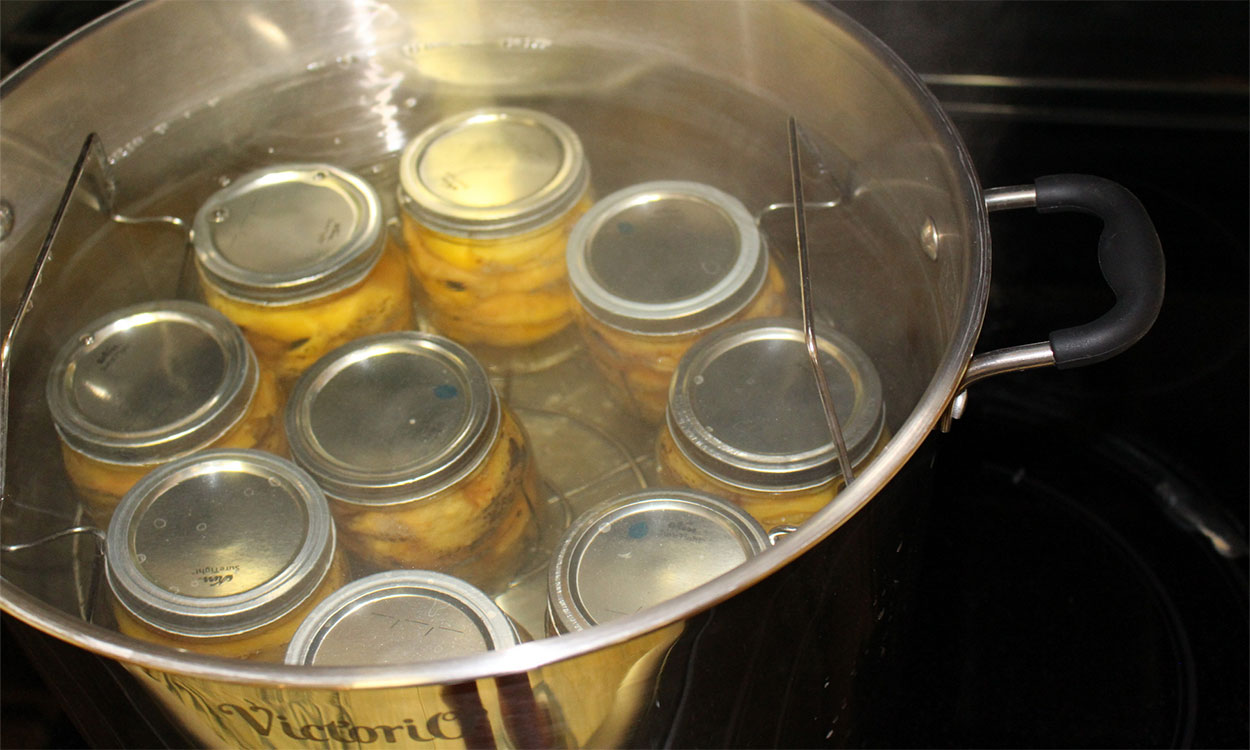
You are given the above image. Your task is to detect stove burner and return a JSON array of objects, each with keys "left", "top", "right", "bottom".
[{"left": 881, "top": 388, "right": 1248, "bottom": 748}]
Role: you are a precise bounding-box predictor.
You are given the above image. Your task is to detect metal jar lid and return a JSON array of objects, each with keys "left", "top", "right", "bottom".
[
  {"left": 548, "top": 488, "right": 769, "bottom": 633},
  {"left": 285, "top": 332, "right": 501, "bottom": 505},
  {"left": 45, "top": 301, "right": 259, "bottom": 465},
  {"left": 397, "top": 107, "right": 589, "bottom": 239},
  {"left": 666, "top": 318, "right": 886, "bottom": 491},
  {"left": 192, "top": 163, "right": 385, "bottom": 305},
  {"left": 285, "top": 570, "right": 520, "bottom": 666},
  {"left": 566, "top": 181, "right": 768, "bottom": 334},
  {"left": 105, "top": 449, "right": 336, "bottom": 638}
]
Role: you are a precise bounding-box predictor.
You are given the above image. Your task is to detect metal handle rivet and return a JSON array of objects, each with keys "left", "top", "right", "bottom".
[
  {"left": 921, "top": 217, "right": 939, "bottom": 260},
  {"left": 0, "top": 199, "right": 14, "bottom": 241}
]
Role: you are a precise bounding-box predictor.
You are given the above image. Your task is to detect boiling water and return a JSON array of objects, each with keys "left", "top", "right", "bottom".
[{"left": 1, "top": 43, "right": 938, "bottom": 645}]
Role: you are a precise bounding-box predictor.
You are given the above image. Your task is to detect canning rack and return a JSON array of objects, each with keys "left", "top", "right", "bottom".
[{"left": 0, "top": 121, "right": 859, "bottom": 628}]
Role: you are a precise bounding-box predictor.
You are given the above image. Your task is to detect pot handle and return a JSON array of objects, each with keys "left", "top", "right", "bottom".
[
  {"left": 944, "top": 175, "right": 1164, "bottom": 427},
  {"left": 1035, "top": 175, "right": 1165, "bottom": 368}
]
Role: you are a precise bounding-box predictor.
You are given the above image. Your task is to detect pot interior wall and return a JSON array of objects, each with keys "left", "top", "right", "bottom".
[{"left": 0, "top": 1, "right": 978, "bottom": 653}]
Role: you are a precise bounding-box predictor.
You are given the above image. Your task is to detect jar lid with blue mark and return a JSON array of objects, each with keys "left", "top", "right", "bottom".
[
  {"left": 106, "top": 449, "right": 335, "bottom": 637},
  {"left": 546, "top": 488, "right": 769, "bottom": 633},
  {"left": 284, "top": 331, "right": 501, "bottom": 505}
]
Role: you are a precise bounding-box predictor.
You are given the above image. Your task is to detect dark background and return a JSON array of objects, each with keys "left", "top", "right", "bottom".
[{"left": 2, "top": 2, "right": 1246, "bottom": 748}]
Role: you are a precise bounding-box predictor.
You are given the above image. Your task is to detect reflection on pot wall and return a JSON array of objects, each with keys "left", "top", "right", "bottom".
[{"left": 126, "top": 623, "right": 681, "bottom": 749}]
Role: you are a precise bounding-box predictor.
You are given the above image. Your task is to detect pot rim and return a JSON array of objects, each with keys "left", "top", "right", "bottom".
[{"left": 0, "top": 0, "right": 990, "bottom": 688}]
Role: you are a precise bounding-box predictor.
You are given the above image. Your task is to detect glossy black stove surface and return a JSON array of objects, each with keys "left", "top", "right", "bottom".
[
  {"left": 882, "top": 387, "right": 1248, "bottom": 748},
  {"left": 846, "top": 4, "right": 1249, "bottom": 744}
]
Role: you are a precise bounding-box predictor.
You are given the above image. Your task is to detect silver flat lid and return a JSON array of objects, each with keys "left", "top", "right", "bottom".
[
  {"left": 667, "top": 319, "right": 885, "bottom": 490},
  {"left": 105, "top": 449, "right": 335, "bottom": 637},
  {"left": 46, "top": 301, "right": 258, "bottom": 465},
  {"left": 285, "top": 570, "right": 519, "bottom": 666},
  {"left": 192, "top": 163, "right": 384, "bottom": 304},
  {"left": 286, "top": 332, "right": 500, "bottom": 505},
  {"left": 398, "top": 107, "right": 588, "bottom": 238},
  {"left": 548, "top": 489, "right": 769, "bottom": 632},
  {"left": 567, "top": 181, "right": 768, "bottom": 334}
]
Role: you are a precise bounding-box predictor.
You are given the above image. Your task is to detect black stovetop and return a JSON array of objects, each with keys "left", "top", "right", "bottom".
[
  {"left": 837, "top": 4, "right": 1248, "bottom": 747},
  {"left": 2, "top": 3, "right": 1247, "bottom": 748}
]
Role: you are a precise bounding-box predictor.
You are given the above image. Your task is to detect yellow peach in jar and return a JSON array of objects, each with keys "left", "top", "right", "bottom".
[
  {"left": 192, "top": 163, "right": 413, "bottom": 386},
  {"left": 398, "top": 107, "right": 590, "bottom": 348},
  {"left": 567, "top": 181, "right": 790, "bottom": 423},
  {"left": 105, "top": 450, "right": 342, "bottom": 662},
  {"left": 46, "top": 301, "right": 287, "bottom": 525},
  {"left": 200, "top": 241, "right": 412, "bottom": 384},
  {"left": 657, "top": 319, "right": 888, "bottom": 529},
  {"left": 286, "top": 332, "right": 544, "bottom": 594}
]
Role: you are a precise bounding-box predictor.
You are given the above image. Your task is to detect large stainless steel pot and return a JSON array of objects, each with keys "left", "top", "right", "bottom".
[{"left": 0, "top": 2, "right": 1163, "bottom": 747}]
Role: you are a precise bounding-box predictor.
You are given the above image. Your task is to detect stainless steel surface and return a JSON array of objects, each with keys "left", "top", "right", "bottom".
[
  {"left": 0, "top": 2, "right": 991, "bottom": 737},
  {"left": 105, "top": 449, "right": 335, "bottom": 637},
  {"left": 983, "top": 184, "right": 1038, "bottom": 213},
  {"left": 766, "top": 524, "right": 799, "bottom": 545},
  {"left": 667, "top": 320, "right": 886, "bottom": 490},
  {"left": 398, "top": 107, "right": 589, "bottom": 238},
  {"left": 0, "top": 199, "right": 13, "bottom": 242},
  {"left": 940, "top": 343, "right": 1055, "bottom": 431},
  {"left": 566, "top": 180, "right": 767, "bottom": 334},
  {"left": 548, "top": 489, "right": 769, "bottom": 633},
  {"left": 286, "top": 331, "right": 499, "bottom": 504},
  {"left": 755, "top": 200, "right": 840, "bottom": 225},
  {"left": 1, "top": 134, "right": 112, "bottom": 499},
  {"left": 935, "top": 186, "right": 1049, "bottom": 431},
  {"left": 0, "top": 524, "right": 103, "bottom": 553},
  {"left": 920, "top": 215, "right": 940, "bottom": 260},
  {"left": 286, "top": 570, "right": 520, "bottom": 666},
  {"left": 192, "top": 163, "right": 384, "bottom": 304},
  {"left": 960, "top": 341, "right": 1056, "bottom": 389},
  {"left": 46, "top": 301, "right": 257, "bottom": 464},
  {"left": 110, "top": 213, "right": 187, "bottom": 230},
  {"left": 788, "top": 117, "right": 856, "bottom": 486}
]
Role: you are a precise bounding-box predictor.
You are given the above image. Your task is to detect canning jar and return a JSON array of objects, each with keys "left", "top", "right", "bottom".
[
  {"left": 105, "top": 450, "right": 348, "bottom": 661},
  {"left": 397, "top": 107, "right": 590, "bottom": 349},
  {"left": 541, "top": 489, "right": 767, "bottom": 746},
  {"left": 657, "top": 319, "right": 888, "bottom": 528},
  {"left": 46, "top": 301, "right": 285, "bottom": 523},
  {"left": 193, "top": 163, "right": 413, "bottom": 384},
  {"left": 286, "top": 570, "right": 520, "bottom": 666},
  {"left": 286, "top": 332, "right": 540, "bottom": 592},
  {"left": 547, "top": 488, "right": 770, "bottom": 634},
  {"left": 567, "top": 181, "right": 788, "bottom": 422},
  {"left": 285, "top": 570, "right": 528, "bottom": 749}
]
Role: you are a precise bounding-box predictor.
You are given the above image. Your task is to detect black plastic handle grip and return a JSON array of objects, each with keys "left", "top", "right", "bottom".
[{"left": 1034, "top": 174, "right": 1165, "bottom": 369}]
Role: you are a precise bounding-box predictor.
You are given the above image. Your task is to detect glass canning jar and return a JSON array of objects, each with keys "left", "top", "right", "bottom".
[
  {"left": 286, "top": 570, "right": 521, "bottom": 666},
  {"left": 397, "top": 107, "right": 590, "bottom": 349},
  {"left": 105, "top": 449, "right": 348, "bottom": 662},
  {"left": 657, "top": 319, "right": 888, "bottom": 528},
  {"left": 546, "top": 488, "right": 770, "bottom": 634},
  {"left": 540, "top": 489, "right": 768, "bottom": 744},
  {"left": 285, "top": 332, "right": 540, "bottom": 593},
  {"left": 285, "top": 570, "right": 525, "bottom": 748},
  {"left": 566, "top": 181, "right": 788, "bottom": 423},
  {"left": 46, "top": 301, "right": 285, "bottom": 523},
  {"left": 192, "top": 163, "right": 413, "bottom": 384}
]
